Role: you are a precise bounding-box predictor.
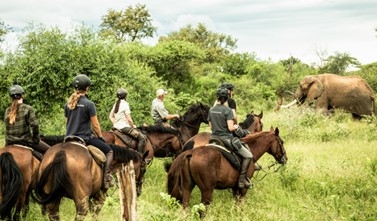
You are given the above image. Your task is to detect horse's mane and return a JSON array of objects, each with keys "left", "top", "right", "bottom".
[
  {"left": 241, "top": 131, "right": 270, "bottom": 142},
  {"left": 240, "top": 114, "right": 254, "bottom": 129},
  {"left": 109, "top": 144, "right": 141, "bottom": 162},
  {"left": 171, "top": 103, "right": 209, "bottom": 128},
  {"left": 138, "top": 125, "right": 179, "bottom": 134}
]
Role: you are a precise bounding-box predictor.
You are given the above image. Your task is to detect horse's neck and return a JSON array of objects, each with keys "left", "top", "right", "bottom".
[
  {"left": 148, "top": 133, "right": 178, "bottom": 148},
  {"left": 179, "top": 123, "right": 200, "bottom": 144},
  {"left": 247, "top": 136, "right": 272, "bottom": 161}
]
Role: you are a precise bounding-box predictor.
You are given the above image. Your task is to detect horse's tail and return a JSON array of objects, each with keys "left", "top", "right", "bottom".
[
  {"left": 0, "top": 152, "right": 23, "bottom": 219},
  {"left": 33, "top": 150, "right": 71, "bottom": 204},
  {"left": 182, "top": 140, "right": 194, "bottom": 152},
  {"left": 167, "top": 151, "right": 193, "bottom": 202}
]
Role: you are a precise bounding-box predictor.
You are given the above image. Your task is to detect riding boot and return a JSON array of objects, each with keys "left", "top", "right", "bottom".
[
  {"left": 33, "top": 140, "right": 51, "bottom": 154},
  {"left": 104, "top": 151, "right": 114, "bottom": 189},
  {"left": 238, "top": 158, "right": 252, "bottom": 188},
  {"left": 137, "top": 134, "right": 147, "bottom": 153}
]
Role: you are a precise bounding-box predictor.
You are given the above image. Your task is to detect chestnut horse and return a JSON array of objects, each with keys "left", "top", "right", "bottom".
[
  {"left": 182, "top": 111, "right": 263, "bottom": 150},
  {"left": 33, "top": 142, "right": 148, "bottom": 221},
  {"left": 0, "top": 145, "right": 40, "bottom": 220},
  {"left": 166, "top": 127, "right": 287, "bottom": 208}
]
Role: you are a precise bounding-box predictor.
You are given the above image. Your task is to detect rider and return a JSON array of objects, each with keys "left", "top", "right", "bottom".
[
  {"left": 4, "top": 84, "right": 51, "bottom": 154},
  {"left": 214, "top": 82, "right": 238, "bottom": 124},
  {"left": 64, "top": 74, "right": 113, "bottom": 189},
  {"left": 151, "top": 88, "right": 179, "bottom": 127},
  {"left": 208, "top": 87, "right": 253, "bottom": 189},
  {"left": 109, "top": 88, "right": 147, "bottom": 153}
]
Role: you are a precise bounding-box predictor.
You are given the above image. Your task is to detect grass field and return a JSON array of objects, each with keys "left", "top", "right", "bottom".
[{"left": 3, "top": 107, "right": 377, "bottom": 220}]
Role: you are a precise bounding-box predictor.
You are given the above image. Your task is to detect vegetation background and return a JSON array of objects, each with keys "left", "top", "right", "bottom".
[{"left": 0, "top": 4, "right": 376, "bottom": 221}]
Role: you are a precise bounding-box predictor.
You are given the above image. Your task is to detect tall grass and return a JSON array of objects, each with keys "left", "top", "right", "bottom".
[{"left": 2, "top": 107, "right": 377, "bottom": 220}]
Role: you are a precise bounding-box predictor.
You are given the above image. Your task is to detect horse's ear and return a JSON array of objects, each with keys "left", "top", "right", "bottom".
[
  {"left": 258, "top": 111, "right": 263, "bottom": 119},
  {"left": 274, "top": 127, "right": 279, "bottom": 135}
]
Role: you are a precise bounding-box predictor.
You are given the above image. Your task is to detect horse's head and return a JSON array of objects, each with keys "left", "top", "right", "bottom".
[
  {"left": 268, "top": 127, "right": 287, "bottom": 165},
  {"left": 240, "top": 111, "right": 263, "bottom": 133}
]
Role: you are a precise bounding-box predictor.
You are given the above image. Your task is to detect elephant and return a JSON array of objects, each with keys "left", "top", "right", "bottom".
[{"left": 282, "top": 73, "right": 375, "bottom": 119}]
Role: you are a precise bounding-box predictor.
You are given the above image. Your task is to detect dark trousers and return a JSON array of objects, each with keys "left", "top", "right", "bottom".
[{"left": 87, "top": 137, "right": 112, "bottom": 154}]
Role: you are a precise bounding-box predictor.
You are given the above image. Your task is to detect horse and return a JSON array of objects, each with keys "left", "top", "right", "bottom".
[
  {"left": 182, "top": 111, "right": 263, "bottom": 150},
  {"left": 0, "top": 145, "right": 40, "bottom": 220},
  {"left": 166, "top": 127, "right": 286, "bottom": 208},
  {"left": 102, "top": 102, "right": 210, "bottom": 159},
  {"left": 33, "top": 142, "right": 148, "bottom": 221},
  {"left": 102, "top": 125, "right": 181, "bottom": 161}
]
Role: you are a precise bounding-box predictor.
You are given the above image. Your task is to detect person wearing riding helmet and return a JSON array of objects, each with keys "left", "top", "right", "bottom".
[
  {"left": 208, "top": 87, "right": 253, "bottom": 189},
  {"left": 109, "top": 88, "right": 147, "bottom": 153},
  {"left": 151, "top": 88, "right": 179, "bottom": 127},
  {"left": 65, "top": 74, "right": 113, "bottom": 189},
  {"left": 4, "top": 84, "right": 51, "bottom": 155},
  {"left": 213, "top": 82, "right": 238, "bottom": 124}
]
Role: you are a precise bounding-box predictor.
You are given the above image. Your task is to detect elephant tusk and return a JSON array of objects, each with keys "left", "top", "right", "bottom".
[{"left": 281, "top": 99, "right": 298, "bottom": 108}]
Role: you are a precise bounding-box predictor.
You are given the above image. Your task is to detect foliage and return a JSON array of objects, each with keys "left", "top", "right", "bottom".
[
  {"left": 318, "top": 52, "right": 360, "bottom": 74},
  {"left": 159, "top": 23, "right": 237, "bottom": 63},
  {"left": 100, "top": 4, "right": 157, "bottom": 42},
  {"left": 0, "top": 19, "right": 11, "bottom": 42}
]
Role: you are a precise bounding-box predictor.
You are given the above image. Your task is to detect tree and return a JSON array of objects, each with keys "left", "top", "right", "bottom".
[
  {"left": 100, "top": 4, "right": 157, "bottom": 42},
  {"left": 0, "top": 19, "right": 11, "bottom": 42},
  {"left": 159, "top": 23, "right": 237, "bottom": 62},
  {"left": 319, "top": 52, "right": 360, "bottom": 74}
]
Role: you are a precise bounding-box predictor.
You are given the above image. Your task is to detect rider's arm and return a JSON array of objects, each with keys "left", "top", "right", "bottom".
[
  {"left": 227, "top": 119, "right": 238, "bottom": 132},
  {"left": 165, "top": 114, "right": 180, "bottom": 120},
  {"left": 109, "top": 108, "right": 115, "bottom": 124},
  {"left": 125, "top": 113, "right": 135, "bottom": 128},
  {"left": 91, "top": 115, "right": 103, "bottom": 138}
]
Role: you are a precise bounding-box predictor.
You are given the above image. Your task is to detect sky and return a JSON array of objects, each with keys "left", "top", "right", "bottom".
[{"left": 1, "top": 0, "right": 377, "bottom": 65}]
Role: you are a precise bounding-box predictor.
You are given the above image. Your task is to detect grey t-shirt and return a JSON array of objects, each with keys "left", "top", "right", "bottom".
[
  {"left": 151, "top": 98, "right": 169, "bottom": 124},
  {"left": 208, "top": 104, "right": 234, "bottom": 138}
]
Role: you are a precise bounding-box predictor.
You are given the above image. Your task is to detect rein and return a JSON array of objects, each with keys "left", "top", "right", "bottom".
[{"left": 252, "top": 161, "right": 283, "bottom": 182}]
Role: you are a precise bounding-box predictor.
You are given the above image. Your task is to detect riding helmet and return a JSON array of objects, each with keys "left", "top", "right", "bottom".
[
  {"left": 9, "top": 84, "right": 25, "bottom": 98},
  {"left": 73, "top": 74, "right": 91, "bottom": 90},
  {"left": 220, "top": 82, "right": 234, "bottom": 91},
  {"left": 216, "top": 87, "right": 229, "bottom": 99},
  {"left": 117, "top": 88, "right": 128, "bottom": 99}
]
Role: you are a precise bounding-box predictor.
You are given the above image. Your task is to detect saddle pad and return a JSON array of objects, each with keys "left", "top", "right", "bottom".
[
  {"left": 88, "top": 145, "right": 106, "bottom": 164},
  {"left": 206, "top": 144, "right": 241, "bottom": 170}
]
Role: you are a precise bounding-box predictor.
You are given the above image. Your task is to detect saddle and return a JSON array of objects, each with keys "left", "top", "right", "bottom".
[
  {"left": 110, "top": 128, "right": 137, "bottom": 146},
  {"left": 64, "top": 135, "right": 106, "bottom": 165},
  {"left": 207, "top": 137, "right": 242, "bottom": 171}
]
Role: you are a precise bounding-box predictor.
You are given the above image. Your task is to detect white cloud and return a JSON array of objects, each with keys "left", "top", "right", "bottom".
[{"left": 1, "top": 0, "right": 377, "bottom": 64}]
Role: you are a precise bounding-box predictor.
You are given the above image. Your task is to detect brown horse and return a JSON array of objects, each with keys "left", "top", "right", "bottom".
[
  {"left": 33, "top": 142, "right": 148, "bottom": 221},
  {"left": 166, "top": 127, "right": 287, "bottom": 208},
  {"left": 102, "top": 125, "right": 181, "bottom": 161},
  {"left": 0, "top": 145, "right": 40, "bottom": 220},
  {"left": 103, "top": 103, "right": 210, "bottom": 159},
  {"left": 182, "top": 111, "right": 263, "bottom": 150}
]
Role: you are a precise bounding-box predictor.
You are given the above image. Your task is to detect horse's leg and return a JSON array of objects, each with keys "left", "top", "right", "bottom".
[
  {"left": 74, "top": 196, "right": 90, "bottom": 221},
  {"left": 90, "top": 190, "right": 107, "bottom": 215},
  {"left": 45, "top": 200, "right": 62, "bottom": 221}
]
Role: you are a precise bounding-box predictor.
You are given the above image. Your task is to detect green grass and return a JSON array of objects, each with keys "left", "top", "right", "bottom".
[{"left": 1, "top": 107, "right": 377, "bottom": 220}]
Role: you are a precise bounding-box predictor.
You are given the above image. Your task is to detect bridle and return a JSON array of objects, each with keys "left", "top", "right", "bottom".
[{"left": 253, "top": 134, "right": 286, "bottom": 182}]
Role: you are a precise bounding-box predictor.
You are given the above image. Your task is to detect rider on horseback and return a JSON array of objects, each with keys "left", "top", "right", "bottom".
[
  {"left": 151, "top": 89, "right": 180, "bottom": 127},
  {"left": 109, "top": 88, "right": 147, "bottom": 153},
  {"left": 65, "top": 74, "right": 113, "bottom": 189},
  {"left": 208, "top": 88, "right": 253, "bottom": 188},
  {"left": 4, "top": 84, "right": 51, "bottom": 155}
]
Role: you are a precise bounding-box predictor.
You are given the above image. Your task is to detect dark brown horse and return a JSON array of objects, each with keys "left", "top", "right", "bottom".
[
  {"left": 0, "top": 145, "right": 40, "bottom": 220},
  {"left": 102, "top": 125, "right": 181, "bottom": 161},
  {"left": 33, "top": 142, "right": 148, "bottom": 221},
  {"left": 103, "top": 103, "right": 210, "bottom": 159},
  {"left": 166, "top": 127, "right": 286, "bottom": 208},
  {"left": 182, "top": 111, "right": 263, "bottom": 150}
]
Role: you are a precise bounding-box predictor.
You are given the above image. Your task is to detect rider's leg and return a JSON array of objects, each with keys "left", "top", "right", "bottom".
[{"left": 234, "top": 140, "right": 253, "bottom": 188}]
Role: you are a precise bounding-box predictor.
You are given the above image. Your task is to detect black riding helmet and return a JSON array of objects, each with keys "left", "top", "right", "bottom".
[
  {"left": 216, "top": 87, "right": 229, "bottom": 99},
  {"left": 220, "top": 82, "right": 234, "bottom": 91},
  {"left": 9, "top": 84, "right": 24, "bottom": 98},
  {"left": 116, "top": 88, "right": 128, "bottom": 99},
  {"left": 73, "top": 74, "right": 91, "bottom": 90}
]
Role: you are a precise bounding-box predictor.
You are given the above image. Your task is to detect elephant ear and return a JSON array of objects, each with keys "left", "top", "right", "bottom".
[{"left": 306, "top": 77, "right": 324, "bottom": 100}]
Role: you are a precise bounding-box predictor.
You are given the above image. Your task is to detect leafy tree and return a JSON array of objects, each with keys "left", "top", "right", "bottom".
[
  {"left": 159, "top": 23, "right": 237, "bottom": 62},
  {"left": 100, "top": 4, "right": 157, "bottom": 42},
  {"left": 0, "top": 19, "right": 11, "bottom": 42},
  {"left": 318, "top": 52, "right": 360, "bottom": 74},
  {"left": 220, "top": 52, "right": 257, "bottom": 76}
]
